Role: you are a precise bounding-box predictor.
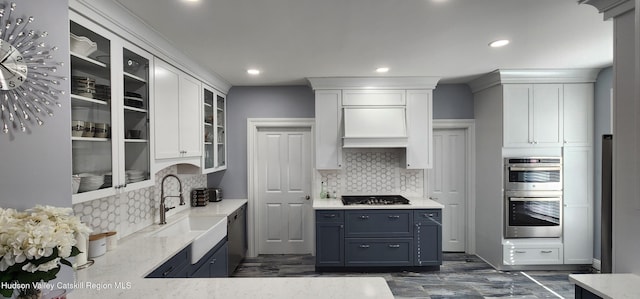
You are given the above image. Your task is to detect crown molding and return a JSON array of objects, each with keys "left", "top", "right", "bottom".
[
  {"left": 468, "top": 69, "right": 601, "bottom": 93},
  {"left": 307, "top": 77, "right": 440, "bottom": 90},
  {"left": 579, "top": 0, "right": 635, "bottom": 19}
]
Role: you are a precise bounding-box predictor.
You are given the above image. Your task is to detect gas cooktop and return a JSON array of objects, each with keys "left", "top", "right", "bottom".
[{"left": 341, "top": 195, "right": 410, "bottom": 205}]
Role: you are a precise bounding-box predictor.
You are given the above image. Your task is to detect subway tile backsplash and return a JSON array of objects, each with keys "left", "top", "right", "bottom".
[
  {"left": 72, "top": 165, "right": 207, "bottom": 238},
  {"left": 319, "top": 148, "right": 424, "bottom": 197}
]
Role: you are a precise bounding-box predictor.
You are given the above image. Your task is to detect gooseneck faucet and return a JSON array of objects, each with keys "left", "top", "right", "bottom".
[{"left": 159, "top": 174, "right": 185, "bottom": 225}]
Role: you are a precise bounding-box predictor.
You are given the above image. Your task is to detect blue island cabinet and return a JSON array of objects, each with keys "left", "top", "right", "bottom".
[
  {"left": 315, "top": 209, "right": 442, "bottom": 270},
  {"left": 315, "top": 210, "right": 345, "bottom": 267}
]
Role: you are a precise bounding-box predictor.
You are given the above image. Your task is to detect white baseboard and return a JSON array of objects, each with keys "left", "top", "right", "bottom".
[{"left": 592, "top": 258, "right": 602, "bottom": 272}]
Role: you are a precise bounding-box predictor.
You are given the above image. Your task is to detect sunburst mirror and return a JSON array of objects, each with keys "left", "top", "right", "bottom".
[{"left": 0, "top": 2, "right": 65, "bottom": 136}]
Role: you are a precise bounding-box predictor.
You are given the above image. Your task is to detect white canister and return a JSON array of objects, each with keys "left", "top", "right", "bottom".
[
  {"left": 105, "top": 231, "right": 117, "bottom": 251},
  {"left": 88, "top": 233, "right": 107, "bottom": 258}
]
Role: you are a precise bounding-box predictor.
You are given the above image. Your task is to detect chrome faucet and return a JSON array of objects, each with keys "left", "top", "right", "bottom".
[{"left": 159, "top": 174, "right": 185, "bottom": 225}]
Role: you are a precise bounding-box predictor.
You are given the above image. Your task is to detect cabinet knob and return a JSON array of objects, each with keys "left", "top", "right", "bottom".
[
  {"left": 540, "top": 250, "right": 553, "bottom": 254},
  {"left": 359, "top": 244, "right": 370, "bottom": 248},
  {"left": 388, "top": 215, "right": 400, "bottom": 219},
  {"left": 388, "top": 244, "right": 401, "bottom": 248},
  {"left": 407, "top": 164, "right": 410, "bottom": 167},
  {"left": 359, "top": 215, "right": 370, "bottom": 220}
]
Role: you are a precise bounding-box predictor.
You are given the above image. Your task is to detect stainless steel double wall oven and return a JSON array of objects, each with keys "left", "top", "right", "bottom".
[{"left": 504, "top": 157, "right": 563, "bottom": 238}]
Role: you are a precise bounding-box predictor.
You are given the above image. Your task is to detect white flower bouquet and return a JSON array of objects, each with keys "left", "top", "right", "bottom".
[{"left": 0, "top": 205, "right": 91, "bottom": 298}]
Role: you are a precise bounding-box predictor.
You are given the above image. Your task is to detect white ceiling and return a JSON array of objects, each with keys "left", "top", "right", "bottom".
[{"left": 114, "top": 0, "right": 612, "bottom": 86}]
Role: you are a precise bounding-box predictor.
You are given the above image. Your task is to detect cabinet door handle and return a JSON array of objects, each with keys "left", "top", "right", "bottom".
[
  {"left": 359, "top": 215, "right": 369, "bottom": 220},
  {"left": 323, "top": 214, "right": 336, "bottom": 218},
  {"left": 388, "top": 244, "right": 401, "bottom": 248},
  {"left": 359, "top": 244, "right": 370, "bottom": 248},
  {"left": 340, "top": 225, "right": 344, "bottom": 229},
  {"left": 515, "top": 250, "right": 527, "bottom": 254},
  {"left": 540, "top": 250, "right": 553, "bottom": 254},
  {"left": 162, "top": 266, "right": 174, "bottom": 277},
  {"left": 388, "top": 215, "right": 400, "bottom": 220},
  {"left": 210, "top": 259, "right": 216, "bottom": 264}
]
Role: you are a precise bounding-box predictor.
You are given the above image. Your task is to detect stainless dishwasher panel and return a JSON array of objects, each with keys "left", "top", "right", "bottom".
[{"left": 227, "top": 203, "right": 247, "bottom": 275}]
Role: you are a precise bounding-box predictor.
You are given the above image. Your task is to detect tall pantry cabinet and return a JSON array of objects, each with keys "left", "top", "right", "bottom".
[{"left": 470, "top": 69, "right": 598, "bottom": 270}]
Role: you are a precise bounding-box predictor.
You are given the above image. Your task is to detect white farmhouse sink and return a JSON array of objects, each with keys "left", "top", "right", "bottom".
[{"left": 151, "top": 215, "right": 227, "bottom": 264}]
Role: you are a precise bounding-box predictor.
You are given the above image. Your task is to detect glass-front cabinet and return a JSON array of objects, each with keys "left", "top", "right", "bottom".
[
  {"left": 70, "top": 13, "right": 153, "bottom": 204},
  {"left": 202, "top": 84, "right": 226, "bottom": 173}
]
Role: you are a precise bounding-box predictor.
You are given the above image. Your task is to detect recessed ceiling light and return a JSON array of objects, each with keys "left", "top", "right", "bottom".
[
  {"left": 247, "top": 69, "right": 260, "bottom": 75},
  {"left": 489, "top": 39, "right": 510, "bottom": 48},
  {"left": 376, "top": 67, "right": 390, "bottom": 73}
]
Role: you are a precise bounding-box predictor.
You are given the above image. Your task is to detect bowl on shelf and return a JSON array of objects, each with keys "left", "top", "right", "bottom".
[
  {"left": 70, "top": 33, "right": 98, "bottom": 57},
  {"left": 72, "top": 120, "right": 84, "bottom": 137},
  {"left": 82, "top": 122, "right": 95, "bottom": 137},
  {"left": 127, "top": 129, "right": 141, "bottom": 139},
  {"left": 94, "top": 123, "right": 109, "bottom": 138},
  {"left": 77, "top": 173, "right": 104, "bottom": 193}
]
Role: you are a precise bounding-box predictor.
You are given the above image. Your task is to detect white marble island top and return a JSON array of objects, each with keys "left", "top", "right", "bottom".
[
  {"left": 569, "top": 273, "right": 640, "bottom": 299},
  {"left": 69, "top": 199, "right": 394, "bottom": 299},
  {"left": 313, "top": 196, "right": 444, "bottom": 210}
]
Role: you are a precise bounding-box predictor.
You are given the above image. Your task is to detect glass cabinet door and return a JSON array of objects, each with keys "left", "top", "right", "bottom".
[
  {"left": 70, "top": 20, "right": 115, "bottom": 199},
  {"left": 203, "top": 87, "right": 215, "bottom": 170},
  {"left": 215, "top": 94, "right": 226, "bottom": 169},
  {"left": 122, "top": 46, "right": 151, "bottom": 186}
]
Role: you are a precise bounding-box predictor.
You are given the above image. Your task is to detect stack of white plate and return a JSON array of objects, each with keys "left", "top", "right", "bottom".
[
  {"left": 78, "top": 173, "right": 104, "bottom": 192},
  {"left": 126, "top": 170, "right": 146, "bottom": 183}
]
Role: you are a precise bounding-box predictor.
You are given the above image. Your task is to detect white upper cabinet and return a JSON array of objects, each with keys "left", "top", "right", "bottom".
[
  {"left": 315, "top": 90, "right": 342, "bottom": 169},
  {"left": 342, "top": 90, "right": 405, "bottom": 106},
  {"left": 153, "top": 58, "right": 201, "bottom": 162},
  {"left": 70, "top": 13, "right": 154, "bottom": 204},
  {"left": 503, "top": 84, "right": 563, "bottom": 147},
  {"left": 563, "top": 84, "right": 594, "bottom": 146},
  {"left": 404, "top": 90, "right": 433, "bottom": 169}
]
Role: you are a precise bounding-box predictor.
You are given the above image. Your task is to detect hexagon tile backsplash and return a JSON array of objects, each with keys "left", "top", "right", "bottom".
[
  {"left": 319, "top": 149, "right": 424, "bottom": 197},
  {"left": 73, "top": 165, "right": 207, "bottom": 238}
]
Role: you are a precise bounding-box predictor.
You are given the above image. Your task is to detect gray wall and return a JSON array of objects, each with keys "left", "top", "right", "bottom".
[
  {"left": 0, "top": 0, "right": 71, "bottom": 210},
  {"left": 433, "top": 84, "right": 474, "bottom": 119},
  {"left": 210, "top": 84, "right": 474, "bottom": 198},
  {"left": 207, "top": 86, "right": 315, "bottom": 198},
  {"left": 593, "top": 67, "right": 613, "bottom": 260}
]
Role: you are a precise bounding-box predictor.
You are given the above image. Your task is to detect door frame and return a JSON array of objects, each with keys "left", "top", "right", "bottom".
[
  {"left": 428, "top": 119, "right": 477, "bottom": 254},
  {"left": 247, "top": 118, "right": 315, "bottom": 257}
]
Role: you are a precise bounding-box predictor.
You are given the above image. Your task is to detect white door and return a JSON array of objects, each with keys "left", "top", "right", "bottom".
[
  {"left": 257, "top": 127, "right": 313, "bottom": 254},
  {"left": 429, "top": 129, "right": 467, "bottom": 252}
]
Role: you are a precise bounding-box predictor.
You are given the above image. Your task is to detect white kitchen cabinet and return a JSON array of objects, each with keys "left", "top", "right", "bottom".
[
  {"left": 315, "top": 90, "right": 342, "bottom": 169},
  {"left": 70, "top": 13, "right": 154, "bottom": 204},
  {"left": 403, "top": 90, "right": 433, "bottom": 169},
  {"left": 563, "top": 146, "right": 594, "bottom": 264},
  {"left": 203, "top": 84, "right": 227, "bottom": 173},
  {"left": 503, "top": 243, "right": 564, "bottom": 265},
  {"left": 153, "top": 59, "right": 202, "bottom": 160},
  {"left": 503, "top": 84, "right": 563, "bottom": 147},
  {"left": 563, "top": 84, "right": 594, "bottom": 146}
]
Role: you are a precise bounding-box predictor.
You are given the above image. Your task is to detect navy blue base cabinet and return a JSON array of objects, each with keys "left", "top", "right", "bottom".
[
  {"left": 147, "top": 238, "right": 229, "bottom": 279},
  {"left": 575, "top": 286, "right": 602, "bottom": 299},
  {"left": 315, "top": 209, "right": 442, "bottom": 271},
  {"left": 189, "top": 238, "right": 228, "bottom": 278}
]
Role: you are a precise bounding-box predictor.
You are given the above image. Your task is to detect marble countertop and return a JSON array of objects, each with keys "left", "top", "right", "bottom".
[
  {"left": 69, "top": 199, "right": 394, "bottom": 299},
  {"left": 313, "top": 196, "right": 444, "bottom": 210},
  {"left": 569, "top": 273, "right": 640, "bottom": 299}
]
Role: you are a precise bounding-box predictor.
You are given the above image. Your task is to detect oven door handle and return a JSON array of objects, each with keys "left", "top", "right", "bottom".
[
  {"left": 508, "top": 167, "right": 560, "bottom": 172},
  {"left": 510, "top": 197, "right": 561, "bottom": 202}
]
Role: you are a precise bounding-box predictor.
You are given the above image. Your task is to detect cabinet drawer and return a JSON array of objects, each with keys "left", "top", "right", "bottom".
[
  {"left": 414, "top": 210, "right": 442, "bottom": 223},
  {"left": 146, "top": 245, "right": 191, "bottom": 278},
  {"left": 345, "top": 238, "right": 413, "bottom": 266},
  {"left": 503, "top": 244, "right": 563, "bottom": 265},
  {"left": 316, "top": 210, "right": 344, "bottom": 223},
  {"left": 345, "top": 210, "right": 412, "bottom": 237}
]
